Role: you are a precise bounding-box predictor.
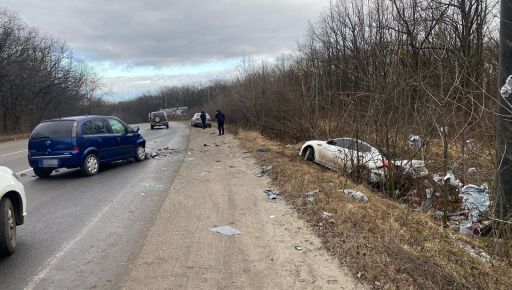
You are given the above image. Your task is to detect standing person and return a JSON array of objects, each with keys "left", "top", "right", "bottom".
[
  {"left": 200, "top": 111, "right": 207, "bottom": 129},
  {"left": 215, "top": 109, "right": 225, "bottom": 135}
]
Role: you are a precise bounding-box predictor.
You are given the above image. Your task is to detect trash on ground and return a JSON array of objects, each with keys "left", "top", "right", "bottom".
[
  {"left": 208, "top": 225, "right": 241, "bottom": 236},
  {"left": 459, "top": 242, "right": 492, "bottom": 264},
  {"left": 465, "top": 139, "right": 476, "bottom": 151},
  {"left": 409, "top": 135, "right": 422, "bottom": 150},
  {"left": 467, "top": 167, "right": 478, "bottom": 175},
  {"left": 321, "top": 211, "right": 334, "bottom": 219},
  {"left": 343, "top": 189, "right": 368, "bottom": 202},
  {"left": 269, "top": 215, "right": 275, "bottom": 218},
  {"left": 257, "top": 147, "right": 267, "bottom": 153},
  {"left": 459, "top": 183, "right": 490, "bottom": 234},
  {"left": 256, "top": 165, "right": 273, "bottom": 177},
  {"left": 305, "top": 197, "right": 316, "bottom": 206},
  {"left": 394, "top": 160, "right": 429, "bottom": 178},
  {"left": 294, "top": 246, "right": 303, "bottom": 251},
  {"left": 264, "top": 189, "right": 281, "bottom": 200},
  {"left": 441, "top": 126, "right": 449, "bottom": 134},
  {"left": 500, "top": 75, "right": 512, "bottom": 99},
  {"left": 302, "top": 189, "right": 323, "bottom": 196},
  {"left": 442, "top": 171, "right": 463, "bottom": 189},
  {"left": 185, "top": 152, "right": 194, "bottom": 161}
]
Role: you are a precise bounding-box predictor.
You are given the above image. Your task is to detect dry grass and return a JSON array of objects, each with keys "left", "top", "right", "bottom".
[{"left": 235, "top": 130, "right": 512, "bottom": 289}]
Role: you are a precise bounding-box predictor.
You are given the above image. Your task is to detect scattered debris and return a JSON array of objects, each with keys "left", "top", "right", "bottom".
[
  {"left": 294, "top": 246, "right": 303, "bottom": 251},
  {"left": 257, "top": 147, "right": 267, "bottom": 153},
  {"left": 409, "top": 135, "right": 422, "bottom": 150},
  {"left": 459, "top": 242, "right": 492, "bottom": 264},
  {"left": 394, "top": 160, "right": 429, "bottom": 178},
  {"left": 208, "top": 225, "right": 241, "bottom": 236},
  {"left": 264, "top": 189, "right": 281, "bottom": 200},
  {"left": 343, "top": 189, "right": 368, "bottom": 202},
  {"left": 465, "top": 139, "right": 476, "bottom": 151},
  {"left": 302, "top": 189, "right": 323, "bottom": 196},
  {"left": 321, "top": 211, "right": 334, "bottom": 219},
  {"left": 441, "top": 126, "right": 449, "bottom": 134},
  {"left": 468, "top": 167, "right": 478, "bottom": 175},
  {"left": 459, "top": 184, "right": 490, "bottom": 235},
  {"left": 269, "top": 215, "right": 275, "bottom": 219},
  {"left": 305, "top": 197, "right": 316, "bottom": 206},
  {"left": 20, "top": 173, "right": 27, "bottom": 177},
  {"left": 442, "top": 171, "right": 463, "bottom": 189},
  {"left": 185, "top": 152, "right": 194, "bottom": 161},
  {"left": 256, "top": 165, "right": 273, "bottom": 177},
  {"left": 500, "top": 75, "right": 512, "bottom": 99}
]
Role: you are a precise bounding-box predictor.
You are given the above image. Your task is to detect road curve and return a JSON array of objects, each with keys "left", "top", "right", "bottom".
[{"left": 0, "top": 122, "right": 190, "bottom": 290}]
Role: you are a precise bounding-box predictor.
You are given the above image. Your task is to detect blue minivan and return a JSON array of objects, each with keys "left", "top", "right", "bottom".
[{"left": 28, "top": 116, "right": 146, "bottom": 178}]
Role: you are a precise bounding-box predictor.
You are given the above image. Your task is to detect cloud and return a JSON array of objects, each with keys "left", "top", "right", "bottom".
[{"left": 2, "top": 0, "right": 329, "bottom": 97}]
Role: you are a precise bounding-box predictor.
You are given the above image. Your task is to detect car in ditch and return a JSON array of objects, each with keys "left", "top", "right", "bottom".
[
  {"left": 300, "top": 138, "right": 389, "bottom": 183},
  {"left": 148, "top": 111, "right": 169, "bottom": 129},
  {"left": 28, "top": 115, "right": 146, "bottom": 178},
  {"left": 0, "top": 166, "right": 26, "bottom": 257},
  {"left": 191, "top": 112, "right": 212, "bottom": 127}
]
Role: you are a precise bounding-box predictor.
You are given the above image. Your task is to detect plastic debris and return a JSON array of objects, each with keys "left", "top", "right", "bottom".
[
  {"left": 321, "top": 211, "right": 334, "bottom": 219},
  {"left": 394, "top": 160, "right": 429, "bottom": 178},
  {"left": 264, "top": 189, "right": 281, "bottom": 200},
  {"left": 257, "top": 147, "right": 267, "bottom": 153},
  {"left": 465, "top": 139, "right": 476, "bottom": 151},
  {"left": 305, "top": 197, "right": 316, "bottom": 206},
  {"left": 256, "top": 165, "right": 273, "bottom": 177},
  {"left": 459, "top": 184, "right": 489, "bottom": 234},
  {"left": 441, "top": 126, "right": 449, "bottom": 134},
  {"left": 442, "top": 171, "right": 463, "bottom": 189},
  {"left": 468, "top": 167, "right": 478, "bottom": 175},
  {"left": 409, "top": 135, "right": 422, "bottom": 150},
  {"left": 185, "top": 152, "right": 194, "bottom": 161},
  {"left": 302, "top": 189, "right": 323, "bottom": 196},
  {"left": 209, "top": 225, "right": 241, "bottom": 236},
  {"left": 459, "top": 242, "right": 492, "bottom": 263},
  {"left": 500, "top": 75, "right": 512, "bottom": 99},
  {"left": 343, "top": 189, "right": 368, "bottom": 202},
  {"left": 294, "top": 246, "right": 303, "bottom": 251}
]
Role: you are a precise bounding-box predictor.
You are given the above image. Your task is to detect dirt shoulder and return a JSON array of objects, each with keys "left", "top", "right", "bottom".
[{"left": 123, "top": 127, "right": 363, "bottom": 289}]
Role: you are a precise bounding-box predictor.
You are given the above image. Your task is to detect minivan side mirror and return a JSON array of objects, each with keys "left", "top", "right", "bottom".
[{"left": 135, "top": 126, "right": 140, "bottom": 132}]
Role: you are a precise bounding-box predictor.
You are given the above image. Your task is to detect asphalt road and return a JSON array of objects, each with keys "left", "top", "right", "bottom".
[{"left": 0, "top": 122, "right": 190, "bottom": 290}]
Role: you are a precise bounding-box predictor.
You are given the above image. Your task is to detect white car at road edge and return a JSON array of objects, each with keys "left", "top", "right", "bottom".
[
  {"left": 0, "top": 166, "right": 26, "bottom": 257},
  {"left": 300, "top": 138, "right": 388, "bottom": 183}
]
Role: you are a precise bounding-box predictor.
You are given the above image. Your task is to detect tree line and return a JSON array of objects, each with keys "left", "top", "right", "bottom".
[{"left": 0, "top": 9, "right": 100, "bottom": 134}]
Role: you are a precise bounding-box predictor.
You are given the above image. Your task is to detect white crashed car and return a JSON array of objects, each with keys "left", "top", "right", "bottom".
[
  {"left": 0, "top": 166, "right": 26, "bottom": 257},
  {"left": 300, "top": 138, "right": 388, "bottom": 183}
]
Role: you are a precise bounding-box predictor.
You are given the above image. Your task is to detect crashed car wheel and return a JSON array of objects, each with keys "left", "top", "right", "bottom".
[
  {"left": 0, "top": 198, "right": 16, "bottom": 257},
  {"left": 33, "top": 167, "right": 53, "bottom": 178},
  {"left": 135, "top": 145, "right": 146, "bottom": 161},
  {"left": 81, "top": 154, "right": 99, "bottom": 176},
  {"left": 304, "top": 147, "right": 314, "bottom": 161}
]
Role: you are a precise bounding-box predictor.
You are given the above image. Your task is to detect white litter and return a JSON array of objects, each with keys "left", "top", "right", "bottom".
[
  {"left": 321, "top": 211, "right": 334, "bottom": 219},
  {"left": 409, "top": 135, "right": 422, "bottom": 150},
  {"left": 209, "top": 225, "right": 241, "bottom": 236},
  {"left": 343, "top": 189, "right": 368, "bottom": 202},
  {"left": 256, "top": 165, "right": 273, "bottom": 177},
  {"left": 459, "top": 184, "right": 489, "bottom": 234},
  {"left": 500, "top": 75, "right": 512, "bottom": 99}
]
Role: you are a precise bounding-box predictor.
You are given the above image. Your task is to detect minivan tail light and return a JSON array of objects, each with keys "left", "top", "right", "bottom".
[
  {"left": 71, "top": 121, "right": 77, "bottom": 138},
  {"left": 72, "top": 147, "right": 80, "bottom": 151}
]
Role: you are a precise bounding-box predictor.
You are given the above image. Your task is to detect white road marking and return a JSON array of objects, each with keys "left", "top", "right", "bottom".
[
  {"left": 24, "top": 201, "right": 115, "bottom": 290},
  {"left": 0, "top": 150, "right": 27, "bottom": 157},
  {"left": 16, "top": 168, "right": 32, "bottom": 175}
]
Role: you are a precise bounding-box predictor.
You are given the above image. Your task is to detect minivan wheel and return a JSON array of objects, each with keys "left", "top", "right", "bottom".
[
  {"left": 0, "top": 198, "right": 16, "bottom": 257},
  {"left": 81, "top": 154, "right": 99, "bottom": 176},
  {"left": 33, "top": 167, "right": 53, "bottom": 178},
  {"left": 135, "top": 145, "right": 146, "bottom": 161}
]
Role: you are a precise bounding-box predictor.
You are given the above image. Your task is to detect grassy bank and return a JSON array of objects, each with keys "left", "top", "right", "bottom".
[{"left": 236, "top": 130, "right": 511, "bottom": 289}]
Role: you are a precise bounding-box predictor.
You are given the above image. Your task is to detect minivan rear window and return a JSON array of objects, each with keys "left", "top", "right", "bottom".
[
  {"left": 31, "top": 120, "right": 75, "bottom": 139},
  {"left": 151, "top": 112, "right": 166, "bottom": 118}
]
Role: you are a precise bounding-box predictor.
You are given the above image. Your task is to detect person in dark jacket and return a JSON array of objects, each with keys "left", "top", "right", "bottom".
[
  {"left": 215, "top": 109, "right": 225, "bottom": 135},
  {"left": 200, "top": 111, "right": 207, "bottom": 129}
]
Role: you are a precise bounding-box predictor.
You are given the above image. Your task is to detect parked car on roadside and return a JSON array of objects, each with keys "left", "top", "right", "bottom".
[
  {"left": 300, "top": 138, "right": 388, "bottom": 183},
  {"left": 191, "top": 112, "right": 211, "bottom": 127},
  {"left": 148, "top": 111, "right": 169, "bottom": 129},
  {"left": 28, "top": 116, "right": 146, "bottom": 178},
  {"left": 0, "top": 166, "right": 26, "bottom": 257}
]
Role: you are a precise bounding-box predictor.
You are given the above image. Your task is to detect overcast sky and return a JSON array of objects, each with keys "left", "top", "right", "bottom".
[{"left": 2, "top": 0, "right": 329, "bottom": 100}]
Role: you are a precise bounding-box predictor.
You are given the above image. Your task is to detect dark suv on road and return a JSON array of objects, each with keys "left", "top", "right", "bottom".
[
  {"left": 148, "top": 111, "right": 169, "bottom": 130},
  {"left": 28, "top": 116, "right": 146, "bottom": 178}
]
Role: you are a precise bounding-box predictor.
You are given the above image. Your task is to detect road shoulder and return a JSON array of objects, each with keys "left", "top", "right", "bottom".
[{"left": 123, "top": 127, "right": 362, "bottom": 289}]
